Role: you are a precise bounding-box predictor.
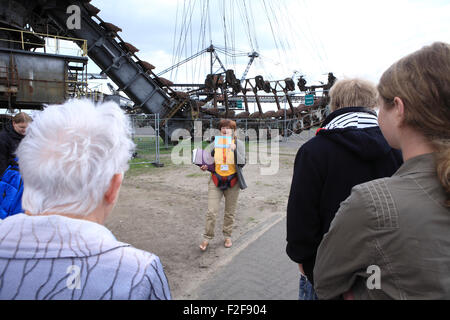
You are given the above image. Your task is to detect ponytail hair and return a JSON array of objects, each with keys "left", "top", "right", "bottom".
[{"left": 434, "top": 140, "right": 450, "bottom": 206}]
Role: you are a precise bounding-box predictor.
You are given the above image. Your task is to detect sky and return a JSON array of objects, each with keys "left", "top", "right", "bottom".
[
  {"left": 4, "top": 0, "right": 447, "bottom": 114},
  {"left": 87, "top": 0, "right": 450, "bottom": 91}
]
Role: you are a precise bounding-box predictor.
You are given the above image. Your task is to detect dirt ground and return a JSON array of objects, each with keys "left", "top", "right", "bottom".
[{"left": 105, "top": 139, "right": 304, "bottom": 299}]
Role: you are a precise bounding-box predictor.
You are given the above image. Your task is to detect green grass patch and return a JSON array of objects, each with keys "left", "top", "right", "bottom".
[
  {"left": 134, "top": 137, "right": 273, "bottom": 159},
  {"left": 126, "top": 161, "right": 157, "bottom": 177},
  {"left": 186, "top": 172, "right": 206, "bottom": 178},
  {"left": 247, "top": 217, "right": 257, "bottom": 223},
  {"left": 125, "top": 157, "right": 170, "bottom": 177},
  {"left": 127, "top": 139, "right": 282, "bottom": 178}
]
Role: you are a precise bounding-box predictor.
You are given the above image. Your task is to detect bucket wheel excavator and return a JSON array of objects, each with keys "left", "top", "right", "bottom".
[
  {"left": 0, "top": 0, "right": 192, "bottom": 140},
  {"left": 0, "top": 0, "right": 336, "bottom": 140}
]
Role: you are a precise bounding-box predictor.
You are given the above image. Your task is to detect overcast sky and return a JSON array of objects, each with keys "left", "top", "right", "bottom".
[{"left": 88, "top": 0, "right": 449, "bottom": 89}]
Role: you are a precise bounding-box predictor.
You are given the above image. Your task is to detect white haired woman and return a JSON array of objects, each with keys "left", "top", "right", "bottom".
[{"left": 0, "top": 100, "right": 171, "bottom": 300}]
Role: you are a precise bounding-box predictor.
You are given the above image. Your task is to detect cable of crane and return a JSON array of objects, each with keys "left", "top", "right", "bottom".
[
  {"left": 174, "top": 0, "right": 198, "bottom": 81},
  {"left": 221, "top": 0, "right": 227, "bottom": 67},
  {"left": 214, "top": 47, "right": 248, "bottom": 58},
  {"left": 241, "top": 0, "right": 257, "bottom": 52},
  {"left": 172, "top": 0, "right": 187, "bottom": 80},
  {"left": 262, "top": 0, "right": 280, "bottom": 56},
  {"left": 170, "top": 1, "right": 180, "bottom": 76},
  {"left": 299, "top": 0, "right": 328, "bottom": 73},
  {"left": 281, "top": 0, "right": 327, "bottom": 75},
  {"left": 301, "top": 0, "right": 331, "bottom": 71},
  {"left": 171, "top": 0, "right": 331, "bottom": 85},
  {"left": 234, "top": 0, "right": 254, "bottom": 53}
]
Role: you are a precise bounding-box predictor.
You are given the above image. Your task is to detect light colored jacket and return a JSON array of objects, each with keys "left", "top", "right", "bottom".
[
  {"left": 0, "top": 214, "right": 171, "bottom": 300},
  {"left": 314, "top": 153, "right": 450, "bottom": 300}
]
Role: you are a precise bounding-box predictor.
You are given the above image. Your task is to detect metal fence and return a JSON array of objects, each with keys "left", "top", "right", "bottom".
[
  {"left": 129, "top": 113, "right": 162, "bottom": 167},
  {"left": 161, "top": 113, "right": 326, "bottom": 145},
  {"left": 129, "top": 109, "right": 326, "bottom": 167}
]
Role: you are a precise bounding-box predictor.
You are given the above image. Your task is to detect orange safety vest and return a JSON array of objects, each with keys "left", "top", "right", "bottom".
[
  {"left": 211, "top": 137, "right": 238, "bottom": 190},
  {"left": 214, "top": 137, "right": 236, "bottom": 176}
]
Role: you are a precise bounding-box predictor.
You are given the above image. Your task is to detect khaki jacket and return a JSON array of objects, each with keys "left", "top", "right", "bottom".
[{"left": 314, "top": 153, "right": 450, "bottom": 299}]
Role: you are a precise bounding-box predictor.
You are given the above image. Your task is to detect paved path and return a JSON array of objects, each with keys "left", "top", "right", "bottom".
[{"left": 193, "top": 216, "right": 299, "bottom": 300}]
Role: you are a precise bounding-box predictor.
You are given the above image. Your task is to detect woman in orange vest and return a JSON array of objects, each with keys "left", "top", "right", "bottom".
[{"left": 199, "top": 119, "right": 247, "bottom": 251}]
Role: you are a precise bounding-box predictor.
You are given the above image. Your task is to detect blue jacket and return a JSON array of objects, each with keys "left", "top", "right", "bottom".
[
  {"left": 0, "top": 163, "right": 23, "bottom": 219},
  {"left": 286, "top": 107, "right": 403, "bottom": 284},
  {"left": 0, "top": 122, "right": 24, "bottom": 175}
]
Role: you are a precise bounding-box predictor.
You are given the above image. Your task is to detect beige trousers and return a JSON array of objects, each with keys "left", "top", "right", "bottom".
[{"left": 203, "top": 177, "right": 240, "bottom": 240}]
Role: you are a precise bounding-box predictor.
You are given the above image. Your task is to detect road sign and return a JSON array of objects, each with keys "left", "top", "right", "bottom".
[
  {"left": 230, "top": 100, "right": 243, "bottom": 109},
  {"left": 305, "top": 94, "right": 314, "bottom": 106}
]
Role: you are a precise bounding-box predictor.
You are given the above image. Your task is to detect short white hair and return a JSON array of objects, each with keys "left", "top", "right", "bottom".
[{"left": 17, "top": 99, "right": 135, "bottom": 216}]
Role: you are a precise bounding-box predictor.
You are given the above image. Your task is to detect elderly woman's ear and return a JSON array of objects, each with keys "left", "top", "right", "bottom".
[{"left": 104, "top": 173, "right": 124, "bottom": 205}]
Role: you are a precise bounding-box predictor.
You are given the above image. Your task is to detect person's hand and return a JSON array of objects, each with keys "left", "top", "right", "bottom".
[
  {"left": 298, "top": 263, "right": 305, "bottom": 275},
  {"left": 200, "top": 165, "right": 208, "bottom": 171},
  {"left": 230, "top": 143, "right": 236, "bottom": 151}
]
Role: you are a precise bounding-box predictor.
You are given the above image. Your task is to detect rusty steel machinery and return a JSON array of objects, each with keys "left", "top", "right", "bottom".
[
  {"left": 0, "top": 0, "right": 192, "bottom": 140},
  {"left": 0, "top": 0, "right": 336, "bottom": 140}
]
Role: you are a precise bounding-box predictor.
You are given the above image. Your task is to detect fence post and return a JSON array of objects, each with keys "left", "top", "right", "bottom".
[
  {"left": 165, "top": 119, "right": 169, "bottom": 149},
  {"left": 154, "top": 113, "right": 161, "bottom": 167},
  {"left": 131, "top": 114, "right": 135, "bottom": 141},
  {"left": 245, "top": 118, "right": 248, "bottom": 137},
  {"left": 284, "top": 102, "right": 287, "bottom": 142}
]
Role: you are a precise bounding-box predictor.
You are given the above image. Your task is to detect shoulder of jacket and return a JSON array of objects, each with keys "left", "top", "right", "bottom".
[
  {"left": 121, "top": 245, "right": 157, "bottom": 260},
  {"left": 353, "top": 178, "right": 399, "bottom": 230},
  {"left": 301, "top": 135, "right": 335, "bottom": 151},
  {"left": 296, "top": 136, "right": 333, "bottom": 162},
  {"left": 0, "top": 130, "right": 11, "bottom": 141},
  {"left": 111, "top": 246, "right": 159, "bottom": 271}
]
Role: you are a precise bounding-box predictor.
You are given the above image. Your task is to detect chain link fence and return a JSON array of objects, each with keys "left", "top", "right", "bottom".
[
  {"left": 129, "top": 114, "right": 162, "bottom": 167},
  {"left": 129, "top": 109, "right": 327, "bottom": 167},
  {"left": 161, "top": 112, "right": 326, "bottom": 144}
]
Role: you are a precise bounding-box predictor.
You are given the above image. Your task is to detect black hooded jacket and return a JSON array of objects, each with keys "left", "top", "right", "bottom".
[
  {"left": 0, "top": 122, "right": 24, "bottom": 175},
  {"left": 286, "top": 107, "right": 403, "bottom": 284}
]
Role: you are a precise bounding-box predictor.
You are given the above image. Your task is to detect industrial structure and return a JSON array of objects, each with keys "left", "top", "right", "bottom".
[{"left": 0, "top": 0, "right": 336, "bottom": 139}]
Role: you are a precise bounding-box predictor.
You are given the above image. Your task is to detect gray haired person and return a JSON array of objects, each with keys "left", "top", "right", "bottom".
[{"left": 0, "top": 100, "right": 171, "bottom": 300}]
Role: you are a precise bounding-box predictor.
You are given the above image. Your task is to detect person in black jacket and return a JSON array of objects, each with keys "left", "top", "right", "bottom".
[
  {"left": 0, "top": 112, "right": 32, "bottom": 175},
  {"left": 286, "top": 78, "right": 403, "bottom": 300}
]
